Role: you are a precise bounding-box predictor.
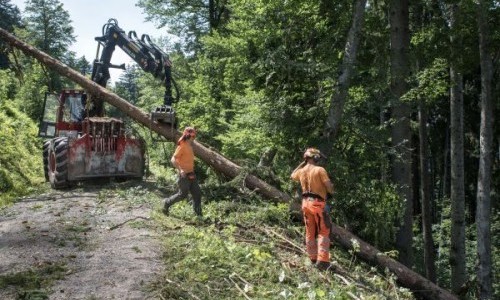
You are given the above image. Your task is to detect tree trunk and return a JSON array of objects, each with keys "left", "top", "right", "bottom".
[
  {"left": 449, "top": 64, "right": 466, "bottom": 297},
  {"left": 321, "top": 0, "right": 366, "bottom": 156},
  {"left": 390, "top": 0, "right": 413, "bottom": 267},
  {"left": 448, "top": 4, "right": 467, "bottom": 295},
  {"left": 418, "top": 101, "right": 437, "bottom": 282},
  {"left": 0, "top": 27, "right": 458, "bottom": 300},
  {"left": 441, "top": 128, "right": 450, "bottom": 200},
  {"left": 330, "top": 226, "right": 457, "bottom": 300},
  {"left": 476, "top": 0, "right": 494, "bottom": 298}
]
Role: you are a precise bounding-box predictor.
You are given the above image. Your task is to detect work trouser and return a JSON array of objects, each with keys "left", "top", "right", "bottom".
[
  {"left": 302, "top": 197, "right": 331, "bottom": 263},
  {"left": 164, "top": 174, "right": 202, "bottom": 216}
]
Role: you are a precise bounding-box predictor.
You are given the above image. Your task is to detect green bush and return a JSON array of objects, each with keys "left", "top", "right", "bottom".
[{"left": 0, "top": 102, "right": 44, "bottom": 206}]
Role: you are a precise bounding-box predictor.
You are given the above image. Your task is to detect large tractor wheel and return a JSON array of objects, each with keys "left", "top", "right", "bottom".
[
  {"left": 48, "top": 137, "right": 69, "bottom": 189},
  {"left": 42, "top": 140, "right": 50, "bottom": 181}
]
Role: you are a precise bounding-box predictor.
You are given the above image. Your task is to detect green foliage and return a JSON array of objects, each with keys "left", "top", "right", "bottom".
[
  {"left": 22, "top": 0, "right": 76, "bottom": 93},
  {"left": 137, "top": 0, "right": 230, "bottom": 53},
  {"left": 333, "top": 178, "right": 403, "bottom": 250},
  {"left": 403, "top": 58, "right": 448, "bottom": 105},
  {"left": 0, "top": 84, "right": 44, "bottom": 206},
  {"left": 23, "top": 0, "right": 75, "bottom": 59},
  {"left": 13, "top": 61, "right": 47, "bottom": 121},
  {"left": 0, "top": 69, "right": 17, "bottom": 100},
  {"left": 418, "top": 199, "right": 500, "bottom": 299},
  {"left": 0, "top": 0, "right": 22, "bottom": 69},
  {"left": 220, "top": 0, "right": 343, "bottom": 152},
  {"left": 217, "top": 89, "right": 273, "bottom": 161},
  {"left": 155, "top": 198, "right": 415, "bottom": 299}
]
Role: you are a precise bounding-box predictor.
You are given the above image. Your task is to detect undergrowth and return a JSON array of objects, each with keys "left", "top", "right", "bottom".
[
  {"left": 0, "top": 102, "right": 46, "bottom": 207},
  {"left": 150, "top": 191, "right": 415, "bottom": 300}
]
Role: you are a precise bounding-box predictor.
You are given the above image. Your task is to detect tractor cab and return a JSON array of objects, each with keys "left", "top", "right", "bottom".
[{"left": 39, "top": 90, "right": 86, "bottom": 139}]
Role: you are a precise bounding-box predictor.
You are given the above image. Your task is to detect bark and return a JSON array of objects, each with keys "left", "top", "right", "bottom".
[
  {"left": 418, "top": 101, "right": 436, "bottom": 282},
  {"left": 448, "top": 4, "right": 467, "bottom": 295},
  {"left": 441, "top": 128, "right": 450, "bottom": 200},
  {"left": 322, "top": 0, "right": 366, "bottom": 156},
  {"left": 476, "top": 0, "right": 494, "bottom": 298},
  {"left": 449, "top": 63, "right": 466, "bottom": 297},
  {"left": 390, "top": 0, "right": 413, "bottom": 267},
  {"left": 0, "top": 27, "right": 458, "bottom": 300}
]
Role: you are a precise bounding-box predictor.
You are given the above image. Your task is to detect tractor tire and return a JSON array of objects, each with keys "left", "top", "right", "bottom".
[
  {"left": 42, "top": 140, "right": 50, "bottom": 181},
  {"left": 48, "top": 137, "right": 69, "bottom": 189}
]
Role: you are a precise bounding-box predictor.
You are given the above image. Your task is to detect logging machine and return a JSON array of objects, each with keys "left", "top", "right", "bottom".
[{"left": 38, "top": 19, "right": 178, "bottom": 188}]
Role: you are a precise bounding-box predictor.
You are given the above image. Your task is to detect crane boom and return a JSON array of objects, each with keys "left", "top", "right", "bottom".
[{"left": 90, "top": 19, "right": 176, "bottom": 125}]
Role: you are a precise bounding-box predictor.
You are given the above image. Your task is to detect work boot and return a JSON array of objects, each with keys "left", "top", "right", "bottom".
[{"left": 315, "top": 261, "right": 331, "bottom": 271}]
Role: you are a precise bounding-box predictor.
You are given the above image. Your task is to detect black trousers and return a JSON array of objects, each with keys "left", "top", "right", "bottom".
[{"left": 164, "top": 175, "right": 202, "bottom": 216}]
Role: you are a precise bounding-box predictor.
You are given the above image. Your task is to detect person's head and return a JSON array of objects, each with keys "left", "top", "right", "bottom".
[
  {"left": 177, "top": 127, "right": 197, "bottom": 145},
  {"left": 303, "top": 147, "right": 322, "bottom": 165},
  {"left": 183, "top": 127, "right": 196, "bottom": 139}
]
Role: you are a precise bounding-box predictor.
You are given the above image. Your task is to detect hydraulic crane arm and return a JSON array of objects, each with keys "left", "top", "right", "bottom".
[{"left": 89, "top": 19, "right": 176, "bottom": 118}]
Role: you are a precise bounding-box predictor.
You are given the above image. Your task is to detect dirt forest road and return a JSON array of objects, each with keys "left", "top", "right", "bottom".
[{"left": 0, "top": 184, "right": 165, "bottom": 299}]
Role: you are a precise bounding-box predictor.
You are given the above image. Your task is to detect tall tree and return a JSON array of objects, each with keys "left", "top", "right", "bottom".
[
  {"left": 390, "top": 0, "right": 413, "bottom": 267},
  {"left": 75, "top": 56, "right": 92, "bottom": 76},
  {"left": 115, "top": 64, "right": 140, "bottom": 105},
  {"left": 476, "top": 0, "right": 494, "bottom": 298},
  {"left": 0, "top": 0, "right": 22, "bottom": 68},
  {"left": 138, "top": 0, "right": 230, "bottom": 53},
  {"left": 447, "top": 3, "right": 467, "bottom": 295},
  {"left": 418, "top": 99, "right": 437, "bottom": 282},
  {"left": 321, "top": 0, "right": 367, "bottom": 156},
  {"left": 23, "top": 0, "right": 75, "bottom": 91}
]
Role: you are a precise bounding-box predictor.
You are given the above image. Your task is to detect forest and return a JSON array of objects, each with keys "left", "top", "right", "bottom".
[{"left": 0, "top": 0, "right": 498, "bottom": 299}]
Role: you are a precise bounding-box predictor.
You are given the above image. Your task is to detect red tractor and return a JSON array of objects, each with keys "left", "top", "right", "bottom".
[
  {"left": 39, "top": 19, "right": 177, "bottom": 188},
  {"left": 39, "top": 90, "right": 145, "bottom": 188}
]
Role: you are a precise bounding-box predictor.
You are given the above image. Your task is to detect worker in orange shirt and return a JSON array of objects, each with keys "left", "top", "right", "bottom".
[
  {"left": 162, "top": 127, "right": 202, "bottom": 216},
  {"left": 291, "top": 148, "right": 334, "bottom": 270}
]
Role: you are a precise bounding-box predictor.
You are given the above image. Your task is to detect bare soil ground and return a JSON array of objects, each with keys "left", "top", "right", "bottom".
[{"left": 0, "top": 184, "right": 164, "bottom": 299}]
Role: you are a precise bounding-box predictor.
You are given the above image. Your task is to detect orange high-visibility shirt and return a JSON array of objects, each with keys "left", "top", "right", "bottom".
[
  {"left": 172, "top": 141, "right": 195, "bottom": 173},
  {"left": 291, "top": 164, "right": 331, "bottom": 200}
]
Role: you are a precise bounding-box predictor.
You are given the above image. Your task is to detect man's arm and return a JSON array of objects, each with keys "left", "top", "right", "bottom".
[
  {"left": 324, "top": 180, "right": 334, "bottom": 195},
  {"left": 319, "top": 168, "right": 334, "bottom": 195},
  {"left": 290, "top": 161, "right": 306, "bottom": 181},
  {"left": 171, "top": 156, "right": 186, "bottom": 177},
  {"left": 171, "top": 146, "right": 186, "bottom": 177},
  {"left": 170, "top": 156, "right": 178, "bottom": 170}
]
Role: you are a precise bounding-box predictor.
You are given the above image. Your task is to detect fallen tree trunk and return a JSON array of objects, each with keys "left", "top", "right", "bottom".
[
  {"left": 330, "top": 226, "right": 457, "bottom": 300},
  {"left": 0, "top": 28, "right": 457, "bottom": 300}
]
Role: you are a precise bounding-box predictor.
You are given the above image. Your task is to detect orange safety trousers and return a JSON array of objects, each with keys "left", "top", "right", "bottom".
[{"left": 302, "top": 198, "right": 331, "bottom": 263}]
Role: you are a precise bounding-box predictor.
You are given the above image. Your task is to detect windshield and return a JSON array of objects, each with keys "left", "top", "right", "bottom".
[{"left": 63, "top": 94, "right": 84, "bottom": 122}]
